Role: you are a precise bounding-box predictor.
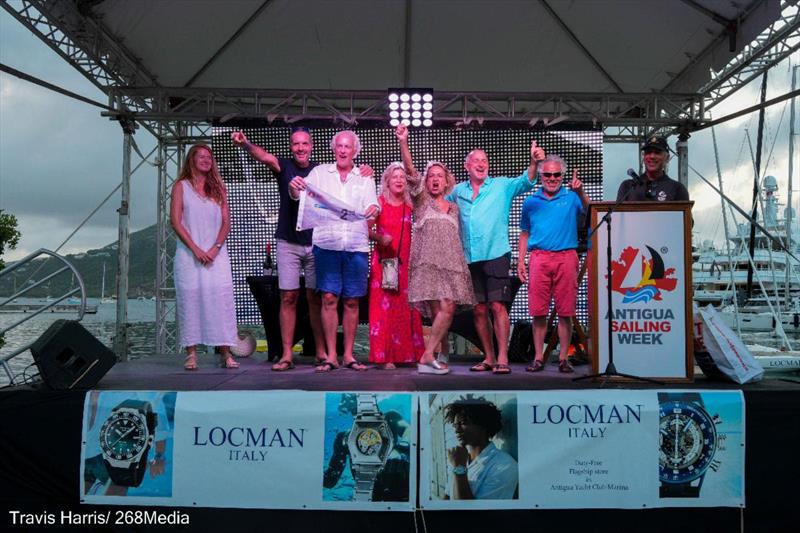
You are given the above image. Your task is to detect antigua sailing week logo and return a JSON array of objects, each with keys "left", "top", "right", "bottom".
[{"left": 609, "top": 246, "right": 677, "bottom": 304}]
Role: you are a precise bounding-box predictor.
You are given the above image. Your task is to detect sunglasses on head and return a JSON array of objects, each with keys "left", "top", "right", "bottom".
[{"left": 541, "top": 172, "right": 562, "bottom": 178}]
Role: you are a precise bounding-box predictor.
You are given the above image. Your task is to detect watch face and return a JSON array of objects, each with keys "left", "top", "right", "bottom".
[
  {"left": 355, "top": 428, "right": 383, "bottom": 456},
  {"left": 659, "top": 401, "right": 717, "bottom": 484},
  {"left": 100, "top": 411, "right": 149, "bottom": 460}
]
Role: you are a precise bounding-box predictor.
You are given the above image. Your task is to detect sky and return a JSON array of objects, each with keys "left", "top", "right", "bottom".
[{"left": 0, "top": 8, "right": 798, "bottom": 262}]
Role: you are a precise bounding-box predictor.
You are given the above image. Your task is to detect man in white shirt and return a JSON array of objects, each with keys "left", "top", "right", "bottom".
[
  {"left": 289, "top": 131, "right": 379, "bottom": 372},
  {"left": 444, "top": 397, "right": 518, "bottom": 499}
]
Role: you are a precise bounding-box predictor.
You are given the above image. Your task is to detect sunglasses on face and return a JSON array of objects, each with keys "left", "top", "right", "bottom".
[{"left": 541, "top": 172, "right": 562, "bottom": 178}]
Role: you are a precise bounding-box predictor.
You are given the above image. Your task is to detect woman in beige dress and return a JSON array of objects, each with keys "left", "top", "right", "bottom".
[{"left": 396, "top": 124, "right": 475, "bottom": 375}]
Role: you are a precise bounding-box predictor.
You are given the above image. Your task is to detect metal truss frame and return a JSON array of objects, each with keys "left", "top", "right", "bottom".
[{"left": 2, "top": 0, "right": 797, "bottom": 355}]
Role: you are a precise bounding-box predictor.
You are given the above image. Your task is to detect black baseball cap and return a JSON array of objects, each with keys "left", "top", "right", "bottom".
[{"left": 642, "top": 136, "right": 668, "bottom": 152}]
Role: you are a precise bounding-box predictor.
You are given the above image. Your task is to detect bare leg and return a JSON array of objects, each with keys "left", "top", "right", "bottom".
[
  {"left": 532, "top": 316, "right": 548, "bottom": 362},
  {"left": 279, "top": 289, "right": 300, "bottom": 362},
  {"left": 184, "top": 345, "right": 198, "bottom": 370},
  {"left": 306, "top": 288, "right": 326, "bottom": 361},
  {"left": 320, "top": 292, "right": 340, "bottom": 364},
  {"left": 421, "top": 300, "right": 455, "bottom": 365},
  {"left": 341, "top": 297, "right": 361, "bottom": 365},
  {"left": 473, "top": 303, "right": 496, "bottom": 365},
  {"left": 557, "top": 316, "right": 572, "bottom": 361},
  {"left": 489, "top": 301, "right": 510, "bottom": 366}
]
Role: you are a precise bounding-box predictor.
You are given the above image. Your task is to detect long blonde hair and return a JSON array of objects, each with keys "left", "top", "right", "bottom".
[
  {"left": 380, "top": 162, "right": 412, "bottom": 205},
  {"left": 178, "top": 144, "right": 227, "bottom": 205}
]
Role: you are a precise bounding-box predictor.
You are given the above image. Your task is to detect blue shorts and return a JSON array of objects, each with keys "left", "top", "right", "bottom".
[{"left": 313, "top": 246, "right": 368, "bottom": 298}]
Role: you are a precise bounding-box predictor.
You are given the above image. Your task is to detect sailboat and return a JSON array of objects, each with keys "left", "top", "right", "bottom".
[{"left": 100, "top": 263, "right": 114, "bottom": 304}]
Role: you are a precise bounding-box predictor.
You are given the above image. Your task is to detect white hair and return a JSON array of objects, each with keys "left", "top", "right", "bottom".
[
  {"left": 538, "top": 154, "right": 567, "bottom": 175},
  {"left": 464, "top": 149, "right": 487, "bottom": 165},
  {"left": 330, "top": 130, "right": 362, "bottom": 158}
]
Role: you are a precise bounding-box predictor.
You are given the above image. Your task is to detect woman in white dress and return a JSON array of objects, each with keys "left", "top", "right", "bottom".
[{"left": 170, "top": 144, "right": 240, "bottom": 370}]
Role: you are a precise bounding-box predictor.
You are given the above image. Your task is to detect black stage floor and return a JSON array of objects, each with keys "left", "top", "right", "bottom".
[{"left": 94, "top": 353, "right": 800, "bottom": 392}]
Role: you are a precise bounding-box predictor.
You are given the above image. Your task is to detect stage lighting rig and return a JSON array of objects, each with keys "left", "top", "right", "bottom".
[{"left": 388, "top": 88, "right": 433, "bottom": 128}]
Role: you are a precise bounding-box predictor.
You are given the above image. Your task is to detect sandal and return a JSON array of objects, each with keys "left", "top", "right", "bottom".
[
  {"left": 378, "top": 363, "right": 396, "bottom": 370},
  {"left": 343, "top": 360, "right": 367, "bottom": 371},
  {"left": 220, "top": 355, "right": 240, "bottom": 369},
  {"left": 526, "top": 359, "right": 545, "bottom": 372},
  {"left": 184, "top": 353, "right": 198, "bottom": 371},
  {"left": 470, "top": 361, "right": 494, "bottom": 372},
  {"left": 558, "top": 360, "right": 575, "bottom": 373},
  {"left": 271, "top": 359, "right": 295, "bottom": 372},
  {"left": 315, "top": 361, "right": 336, "bottom": 373},
  {"left": 493, "top": 363, "right": 511, "bottom": 375}
]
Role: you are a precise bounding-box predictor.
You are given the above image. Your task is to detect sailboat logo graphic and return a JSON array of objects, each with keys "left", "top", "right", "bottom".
[{"left": 609, "top": 246, "right": 678, "bottom": 303}]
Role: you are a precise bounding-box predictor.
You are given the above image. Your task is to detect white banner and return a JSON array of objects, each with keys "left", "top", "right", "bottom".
[
  {"left": 596, "top": 209, "right": 689, "bottom": 378},
  {"left": 419, "top": 390, "right": 744, "bottom": 509},
  {"left": 296, "top": 183, "right": 366, "bottom": 231},
  {"left": 80, "top": 391, "right": 415, "bottom": 511}
]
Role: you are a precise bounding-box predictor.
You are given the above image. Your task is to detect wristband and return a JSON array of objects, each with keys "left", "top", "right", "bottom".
[{"left": 215, "top": 243, "right": 222, "bottom": 249}]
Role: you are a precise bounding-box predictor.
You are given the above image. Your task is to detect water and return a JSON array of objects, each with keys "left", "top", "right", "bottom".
[{"left": 0, "top": 298, "right": 165, "bottom": 385}]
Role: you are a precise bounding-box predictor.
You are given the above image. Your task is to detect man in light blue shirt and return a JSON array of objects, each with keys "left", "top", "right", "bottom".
[{"left": 447, "top": 142, "right": 545, "bottom": 374}]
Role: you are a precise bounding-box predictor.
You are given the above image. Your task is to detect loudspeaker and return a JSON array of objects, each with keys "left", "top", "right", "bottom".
[{"left": 30, "top": 319, "right": 116, "bottom": 390}]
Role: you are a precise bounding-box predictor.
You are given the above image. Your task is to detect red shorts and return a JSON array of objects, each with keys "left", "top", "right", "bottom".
[{"left": 527, "top": 249, "right": 579, "bottom": 317}]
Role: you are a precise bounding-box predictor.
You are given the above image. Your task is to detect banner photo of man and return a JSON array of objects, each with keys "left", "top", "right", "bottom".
[{"left": 422, "top": 393, "right": 519, "bottom": 505}]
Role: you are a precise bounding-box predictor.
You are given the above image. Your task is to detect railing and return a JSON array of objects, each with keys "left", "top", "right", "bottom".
[{"left": 0, "top": 249, "right": 88, "bottom": 385}]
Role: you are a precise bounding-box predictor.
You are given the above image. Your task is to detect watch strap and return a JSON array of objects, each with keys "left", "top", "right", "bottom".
[{"left": 352, "top": 463, "right": 382, "bottom": 501}]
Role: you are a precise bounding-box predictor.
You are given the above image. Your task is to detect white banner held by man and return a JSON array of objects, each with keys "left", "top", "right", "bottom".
[{"left": 296, "top": 183, "right": 366, "bottom": 231}]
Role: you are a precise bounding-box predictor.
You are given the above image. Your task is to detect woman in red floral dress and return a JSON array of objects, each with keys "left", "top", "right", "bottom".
[{"left": 368, "top": 163, "right": 425, "bottom": 368}]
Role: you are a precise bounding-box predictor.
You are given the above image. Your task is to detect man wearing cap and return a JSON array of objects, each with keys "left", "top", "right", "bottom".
[
  {"left": 616, "top": 136, "right": 690, "bottom": 202},
  {"left": 447, "top": 142, "right": 546, "bottom": 375}
]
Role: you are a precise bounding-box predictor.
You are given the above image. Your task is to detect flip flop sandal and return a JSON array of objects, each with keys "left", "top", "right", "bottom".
[
  {"left": 493, "top": 363, "right": 511, "bottom": 375},
  {"left": 315, "top": 362, "right": 336, "bottom": 373},
  {"left": 526, "top": 360, "right": 545, "bottom": 372},
  {"left": 470, "top": 361, "right": 494, "bottom": 372},
  {"left": 271, "top": 360, "right": 295, "bottom": 372},
  {"left": 343, "top": 361, "right": 367, "bottom": 371}
]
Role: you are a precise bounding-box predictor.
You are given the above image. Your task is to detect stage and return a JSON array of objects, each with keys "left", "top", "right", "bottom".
[{"left": 1, "top": 355, "right": 798, "bottom": 532}]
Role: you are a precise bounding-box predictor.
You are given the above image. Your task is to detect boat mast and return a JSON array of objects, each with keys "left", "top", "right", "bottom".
[
  {"left": 747, "top": 72, "right": 769, "bottom": 301},
  {"left": 786, "top": 65, "right": 798, "bottom": 304}
]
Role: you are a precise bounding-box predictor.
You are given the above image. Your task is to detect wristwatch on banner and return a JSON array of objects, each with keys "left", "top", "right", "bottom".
[
  {"left": 658, "top": 392, "right": 720, "bottom": 498},
  {"left": 99, "top": 399, "right": 158, "bottom": 487},
  {"left": 347, "top": 393, "right": 395, "bottom": 501}
]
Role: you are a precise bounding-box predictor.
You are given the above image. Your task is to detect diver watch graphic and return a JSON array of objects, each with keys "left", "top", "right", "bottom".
[
  {"left": 347, "top": 394, "right": 395, "bottom": 501},
  {"left": 658, "top": 392, "right": 721, "bottom": 498},
  {"left": 99, "top": 399, "right": 158, "bottom": 487}
]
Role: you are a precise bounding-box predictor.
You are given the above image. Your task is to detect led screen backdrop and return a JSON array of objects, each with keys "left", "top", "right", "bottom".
[{"left": 212, "top": 127, "right": 603, "bottom": 328}]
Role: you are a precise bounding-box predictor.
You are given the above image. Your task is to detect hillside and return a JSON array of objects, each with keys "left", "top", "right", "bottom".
[{"left": 0, "top": 224, "right": 169, "bottom": 298}]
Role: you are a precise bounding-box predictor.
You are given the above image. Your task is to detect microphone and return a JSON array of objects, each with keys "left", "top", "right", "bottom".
[{"left": 626, "top": 168, "right": 642, "bottom": 184}]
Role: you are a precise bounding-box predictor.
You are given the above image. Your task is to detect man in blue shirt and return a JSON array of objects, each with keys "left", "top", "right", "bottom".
[
  {"left": 517, "top": 155, "right": 589, "bottom": 373},
  {"left": 448, "top": 142, "right": 545, "bottom": 374}
]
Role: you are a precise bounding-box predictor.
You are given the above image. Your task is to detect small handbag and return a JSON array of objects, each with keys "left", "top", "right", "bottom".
[{"left": 380, "top": 206, "right": 406, "bottom": 291}]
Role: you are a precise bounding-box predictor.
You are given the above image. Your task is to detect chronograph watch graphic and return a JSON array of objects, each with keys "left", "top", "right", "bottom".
[
  {"left": 347, "top": 394, "right": 395, "bottom": 501},
  {"left": 99, "top": 399, "right": 158, "bottom": 487},
  {"left": 658, "top": 392, "right": 722, "bottom": 498}
]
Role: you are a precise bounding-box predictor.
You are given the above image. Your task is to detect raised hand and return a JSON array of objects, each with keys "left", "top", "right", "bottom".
[
  {"left": 395, "top": 123, "right": 409, "bottom": 142},
  {"left": 531, "top": 140, "right": 545, "bottom": 162},
  {"left": 289, "top": 176, "right": 307, "bottom": 195},
  {"left": 231, "top": 131, "right": 249, "bottom": 146},
  {"left": 570, "top": 169, "right": 583, "bottom": 192}
]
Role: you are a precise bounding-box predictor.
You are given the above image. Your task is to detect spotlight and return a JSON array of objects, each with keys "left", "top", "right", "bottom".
[{"left": 387, "top": 88, "right": 433, "bottom": 128}]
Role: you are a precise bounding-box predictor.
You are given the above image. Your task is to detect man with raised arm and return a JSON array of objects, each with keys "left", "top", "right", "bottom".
[{"left": 447, "top": 142, "right": 545, "bottom": 374}]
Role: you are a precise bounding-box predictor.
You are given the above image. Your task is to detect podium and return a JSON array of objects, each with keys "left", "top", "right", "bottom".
[{"left": 589, "top": 201, "right": 694, "bottom": 382}]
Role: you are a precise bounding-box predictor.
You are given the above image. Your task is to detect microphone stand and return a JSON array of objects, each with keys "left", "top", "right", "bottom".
[{"left": 574, "top": 175, "right": 663, "bottom": 386}]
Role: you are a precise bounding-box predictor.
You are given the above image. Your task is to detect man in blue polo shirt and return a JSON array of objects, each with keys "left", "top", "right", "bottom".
[
  {"left": 448, "top": 141, "right": 545, "bottom": 374},
  {"left": 517, "top": 155, "right": 589, "bottom": 373}
]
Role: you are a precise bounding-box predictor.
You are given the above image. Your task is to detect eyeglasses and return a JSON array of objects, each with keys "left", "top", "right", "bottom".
[{"left": 541, "top": 172, "right": 562, "bottom": 178}]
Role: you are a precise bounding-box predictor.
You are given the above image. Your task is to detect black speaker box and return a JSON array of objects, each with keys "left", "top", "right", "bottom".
[{"left": 30, "top": 319, "right": 116, "bottom": 390}]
